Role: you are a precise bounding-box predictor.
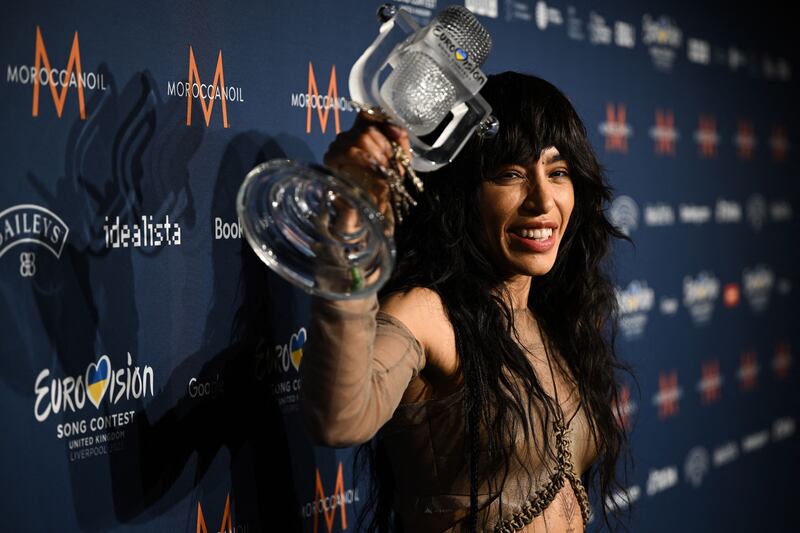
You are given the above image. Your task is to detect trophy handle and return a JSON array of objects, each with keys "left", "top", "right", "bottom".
[{"left": 348, "top": 7, "right": 494, "bottom": 172}]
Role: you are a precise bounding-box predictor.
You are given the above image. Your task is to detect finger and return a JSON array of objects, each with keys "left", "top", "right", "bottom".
[
  {"left": 356, "top": 132, "right": 390, "bottom": 167},
  {"left": 383, "top": 123, "right": 411, "bottom": 155},
  {"left": 364, "top": 126, "right": 394, "bottom": 160}
]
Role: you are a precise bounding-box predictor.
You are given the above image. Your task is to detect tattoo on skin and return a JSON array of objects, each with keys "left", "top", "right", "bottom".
[{"left": 559, "top": 483, "right": 578, "bottom": 533}]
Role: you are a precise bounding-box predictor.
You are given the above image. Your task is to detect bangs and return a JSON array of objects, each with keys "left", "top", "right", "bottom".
[{"left": 470, "top": 72, "right": 589, "bottom": 179}]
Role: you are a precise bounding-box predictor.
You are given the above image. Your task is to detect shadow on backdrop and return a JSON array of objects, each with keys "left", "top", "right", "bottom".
[{"left": 27, "top": 67, "right": 311, "bottom": 532}]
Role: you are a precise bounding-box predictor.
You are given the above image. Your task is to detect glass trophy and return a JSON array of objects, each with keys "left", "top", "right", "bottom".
[{"left": 237, "top": 4, "right": 497, "bottom": 299}]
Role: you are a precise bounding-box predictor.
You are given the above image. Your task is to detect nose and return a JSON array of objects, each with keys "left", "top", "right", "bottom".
[{"left": 521, "top": 167, "right": 555, "bottom": 214}]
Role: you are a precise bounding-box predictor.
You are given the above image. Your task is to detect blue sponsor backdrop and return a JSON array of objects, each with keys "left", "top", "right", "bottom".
[{"left": 0, "top": 0, "right": 797, "bottom": 531}]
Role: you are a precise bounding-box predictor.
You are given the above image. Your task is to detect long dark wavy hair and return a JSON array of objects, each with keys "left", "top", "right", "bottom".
[{"left": 355, "top": 71, "right": 637, "bottom": 532}]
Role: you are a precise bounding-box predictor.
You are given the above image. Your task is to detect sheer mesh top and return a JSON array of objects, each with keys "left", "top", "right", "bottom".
[{"left": 300, "top": 296, "right": 594, "bottom": 532}]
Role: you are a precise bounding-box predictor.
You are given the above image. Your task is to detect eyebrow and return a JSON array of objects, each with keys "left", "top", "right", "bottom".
[{"left": 543, "top": 152, "right": 566, "bottom": 164}]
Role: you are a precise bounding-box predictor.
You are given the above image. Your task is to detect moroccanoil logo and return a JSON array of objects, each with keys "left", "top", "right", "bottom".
[
  {"left": 166, "top": 46, "right": 244, "bottom": 128},
  {"left": 5, "top": 26, "right": 108, "bottom": 119},
  {"left": 290, "top": 62, "right": 355, "bottom": 135},
  {"left": 300, "top": 462, "right": 360, "bottom": 533},
  {"left": 196, "top": 494, "right": 249, "bottom": 533}
]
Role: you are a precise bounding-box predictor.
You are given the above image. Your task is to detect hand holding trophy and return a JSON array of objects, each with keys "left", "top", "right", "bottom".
[{"left": 237, "top": 4, "right": 499, "bottom": 299}]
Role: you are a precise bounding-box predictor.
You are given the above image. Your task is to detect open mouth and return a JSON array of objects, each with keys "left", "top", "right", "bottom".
[{"left": 510, "top": 227, "right": 553, "bottom": 241}]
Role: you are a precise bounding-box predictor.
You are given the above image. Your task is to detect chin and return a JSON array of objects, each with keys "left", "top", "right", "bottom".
[{"left": 511, "top": 255, "right": 558, "bottom": 277}]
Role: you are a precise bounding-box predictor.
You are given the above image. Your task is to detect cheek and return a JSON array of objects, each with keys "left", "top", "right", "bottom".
[
  {"left": 478, "top": 188, "right": 515, "bottom": 232},
  {"left": 558, "top": 184, "right": 576, "bottom": 230}
]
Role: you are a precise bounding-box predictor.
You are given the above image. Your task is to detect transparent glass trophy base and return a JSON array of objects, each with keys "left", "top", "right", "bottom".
[{"left": 236, "top": 159, "right": 395, "bottom": 300}]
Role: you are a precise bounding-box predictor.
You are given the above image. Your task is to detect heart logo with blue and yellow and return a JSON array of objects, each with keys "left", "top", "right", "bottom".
[
  {"left": 454, "top": 48, "right": 468, "bottom": 62},
  {"left": 290, "top": 328, "right": 307, "bottom": 371},
  {"left": 86, "top": 355, "right": 111, "bottom": 408}
]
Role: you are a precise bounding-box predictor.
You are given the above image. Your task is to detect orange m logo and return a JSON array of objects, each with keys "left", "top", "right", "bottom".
[
  {"left": 701, "top": 360, "right": 720, "bottom": 404},
  {"left": 654, "top": 109, "right": 676, "bottom": 155},
  {"left": 187, "top": 47, "right": 229, "bottom": 128},
  {"left": 196, "top": 494, "right": 232, "bottom": 533},
  {"left": 32, "top": 26, "right": 86, "bottom": 119},
  {"left": 307, "top": 62, "right": 341, "bottom": 135},
  {"left": 314, "top": 462, "right": 347, "bottom": 533},
  {"left": 604, "top": 103, "right": 628, "bottom": 153},
  {"left": 657, "top": 371, "right": 679, "bottom": 418}
]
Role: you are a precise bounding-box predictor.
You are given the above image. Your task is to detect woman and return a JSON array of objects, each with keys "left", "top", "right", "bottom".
[{"left": 300, "top": 72, "right": 634, "bottom": 532}]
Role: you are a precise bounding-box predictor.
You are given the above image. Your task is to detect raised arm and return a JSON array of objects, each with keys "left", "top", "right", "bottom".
[{"left": 298, "top": 112, "right": 423, "bottom": 447}]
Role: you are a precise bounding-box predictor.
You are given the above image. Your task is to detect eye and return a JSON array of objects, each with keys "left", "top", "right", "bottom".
[
  {"left": 549, "top": 167, "right": 571, "bottom": 180},
  {"left": 493, "top": 169, "right": 526, "bottom": 183}
]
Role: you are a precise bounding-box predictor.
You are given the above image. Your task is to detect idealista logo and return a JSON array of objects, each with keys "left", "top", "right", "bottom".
[
  {"left": 291, "top": 62, "right": 355, "bottom": 135},
  {"left": 616, "top": 280, "right": 654, "bottom": 339},
  {"left": 103, "top": 215, "right": 181, "bottom": 249},
  {"left": 682, "top": 271, "right": 720, "bottom": 325},
  {"left": 0, "top": 204, "right": 69, "bottom": 279},
  {"left": 6, "top": 26, "right": 108, "bottom": 119},
  {"left": 166, "top": 46, "right": 244, "bottom": 128},
  {"left": 33, "top": 352, "right": 155, "bottom": 461}
]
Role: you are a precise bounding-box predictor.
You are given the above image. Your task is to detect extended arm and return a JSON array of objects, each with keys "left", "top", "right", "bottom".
[{"left": 299, "top": 296, "right": 426, "bottom": 447}]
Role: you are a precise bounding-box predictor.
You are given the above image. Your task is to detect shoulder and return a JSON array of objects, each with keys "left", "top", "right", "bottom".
[{"left": 379, "top": 287, "right": 459, "bottom": 379}]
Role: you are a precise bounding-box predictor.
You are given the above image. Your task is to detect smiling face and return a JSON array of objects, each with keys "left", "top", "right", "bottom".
[{"left": 477, "top": 146, "right": 575, "bottom": 279}]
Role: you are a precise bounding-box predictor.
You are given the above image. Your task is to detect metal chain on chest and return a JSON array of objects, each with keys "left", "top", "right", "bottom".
[{"left": 493, "top": 415, "right": 591, "bottom": 533}]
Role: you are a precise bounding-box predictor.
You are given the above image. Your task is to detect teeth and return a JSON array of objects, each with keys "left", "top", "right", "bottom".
[{"left": 516, "top": 228, "right": 553, "bottom": 240}]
